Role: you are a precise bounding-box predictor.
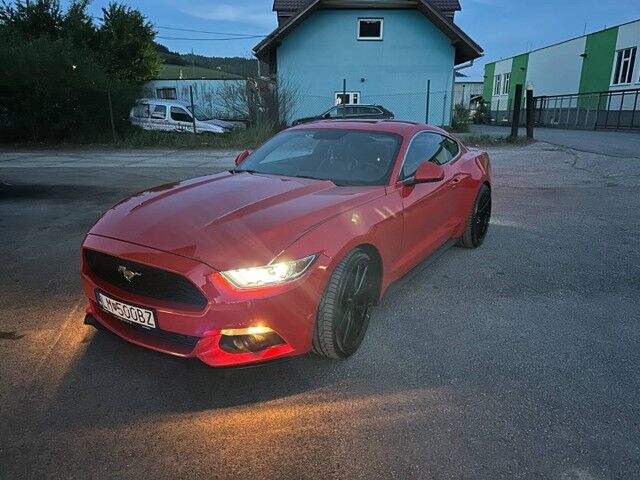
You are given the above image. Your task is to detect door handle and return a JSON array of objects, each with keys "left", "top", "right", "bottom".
[{"left": 450, "top": 175, "right": 464, "bottom": 187}]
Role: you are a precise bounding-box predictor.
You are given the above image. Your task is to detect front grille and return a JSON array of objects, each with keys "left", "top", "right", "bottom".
[
  {"left": 86, "top": 313, "right": 200, "bottom": 350},
  {"left": 84, "top": 249, "right": 208, "bottom": 308},
  {"left": 130, "top": 322, "right": 200, "bottom": 348}
]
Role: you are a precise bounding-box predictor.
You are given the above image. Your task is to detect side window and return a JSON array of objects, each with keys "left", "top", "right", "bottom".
[
  {"left": 401, "top": 132, "right": 459, "bottom": 178},
  {"left": 132, "top": 104, "right": 150, "bottom": 119},
  {"left": 170, "top": 107, "right": 192, "bottom": 123},
  {"left": 151, "top": 105, "right": 166, "bottom": 119}
]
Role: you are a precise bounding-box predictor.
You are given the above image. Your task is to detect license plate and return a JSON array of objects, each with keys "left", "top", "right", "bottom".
[{"left": 96, "top": 292, "right": 156, "bottom": 329}]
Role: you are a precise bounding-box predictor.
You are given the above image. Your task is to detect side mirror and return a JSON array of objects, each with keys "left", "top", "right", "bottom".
[
  {"left": 409, "top": 162, "right": 445, "bottom": 185},
  {"left": 235, "top": 150, "right": 250, "bottom": 166},
  {"left": 323, "top": 112, "right": 331, "bottom": 119}
]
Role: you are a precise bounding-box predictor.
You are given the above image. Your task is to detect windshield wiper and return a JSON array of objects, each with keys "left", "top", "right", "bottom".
[
  {"left": 229, "top": 168, "right": 258, "bottom": 174},
  {"left": 289, "top": 174, "right": 339, "bottom": 185}
]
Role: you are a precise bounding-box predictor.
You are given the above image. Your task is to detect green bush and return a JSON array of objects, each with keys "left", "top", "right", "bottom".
[
  {"left": 473, "top": 100, "right": 493, "bottom": 125},
  {"left": 105, "top": 125, "right": 276, "bottom": 149},
  {"left": 450, "top": 104, "right": 471, "bottom": 132},
  {"left": 0, "top": 0, "right": 159, "bottom": 143}
]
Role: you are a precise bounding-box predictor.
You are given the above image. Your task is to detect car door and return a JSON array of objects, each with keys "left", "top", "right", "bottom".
[
  {"left": 149, "top": 104, "right": 170, "bottom": 131},
  {"left": 170, "top": 106, "right": 194, "bottom": 132},
  {"left": 393, "top": 131, "right": 464, "bottom": 275}
]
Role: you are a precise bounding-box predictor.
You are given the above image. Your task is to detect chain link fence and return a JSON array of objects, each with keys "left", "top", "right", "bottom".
[{"left": 296, "top": 89, "right": 453, "bottom": 126}]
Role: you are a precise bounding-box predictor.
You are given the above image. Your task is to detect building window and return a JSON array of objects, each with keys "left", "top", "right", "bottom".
[
  {"left": 358, "top": 18, "right": 383, "bottom": 40},
  {"left": 156, "top": 87, "right": 177, "bottom": 99},
  {"left": 612, "top": 47, "right": 637, "bottom": 85},
  {"left": 335, "top": 92, "right": 360, "bottom": 105},
  {"left": 493, "top": 75, "right": 502, "bottom": 96},
  {"left": 502, "top": 73, "right": 510, "bottom": 95}
]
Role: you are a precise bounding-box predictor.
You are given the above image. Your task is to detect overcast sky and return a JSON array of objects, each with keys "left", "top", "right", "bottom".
[{"left": 71, "top": 0, "right": 639, "bottom": 80}]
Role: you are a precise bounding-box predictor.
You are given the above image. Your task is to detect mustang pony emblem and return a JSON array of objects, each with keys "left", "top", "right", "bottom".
[{"left": 118, "top": 266, "right": 142, "bottom": 282}]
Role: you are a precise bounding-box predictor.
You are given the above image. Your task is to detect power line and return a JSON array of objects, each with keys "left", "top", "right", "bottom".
[
  {"left": 91, "top": 15, "right": 268, "bottom": 39},
  {"left": 155, "top": 25, "right": 267, "bottom": 37},
  {"left": 156, "top": 35, "right": 265, "bottom": 41}
]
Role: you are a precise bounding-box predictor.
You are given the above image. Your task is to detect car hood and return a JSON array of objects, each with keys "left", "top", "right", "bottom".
[{"left": 89, "top": 172, "right": 383, "bottom": 271}]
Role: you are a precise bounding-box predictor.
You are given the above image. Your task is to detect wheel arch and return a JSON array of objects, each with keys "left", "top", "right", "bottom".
[{"left": 353, "top": 243, "right": 383, "bottom": 304}]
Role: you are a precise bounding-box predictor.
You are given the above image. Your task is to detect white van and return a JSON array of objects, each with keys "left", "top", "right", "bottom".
[{"left": 130, "top": 99, "right": 229, "bottom": 134}]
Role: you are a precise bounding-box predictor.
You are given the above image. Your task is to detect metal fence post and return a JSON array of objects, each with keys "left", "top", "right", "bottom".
[
  {"left": 510, "top": 84, "right": 523, "bottom": 137},
  {"left": 107, "top": 84, "right": 116, "bottom": 143},
  {"left": 342, "top": 78, "right": 347, "bottom": 119},
  {"left": 526, "top": 88, "right": 534, "bottom": 139},
  {"left": 425, "top": 79, "right": 430, "bottom": 124},
  {"left": 189, "top": 85, "right": 197, "bottom": 134}
]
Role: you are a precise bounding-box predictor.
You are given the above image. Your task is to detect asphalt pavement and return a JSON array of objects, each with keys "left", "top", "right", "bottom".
[{"left": 1, "top": 135, "right": 639, "bottom": 479}]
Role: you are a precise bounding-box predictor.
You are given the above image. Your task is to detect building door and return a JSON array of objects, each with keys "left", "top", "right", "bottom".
[{"left": 335, "top": 92, "right": 360, "bottom": 105}]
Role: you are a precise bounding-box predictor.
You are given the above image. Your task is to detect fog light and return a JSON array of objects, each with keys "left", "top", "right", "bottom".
[{"left": 219, "top": 326, "right": 286, "bottom": 354}]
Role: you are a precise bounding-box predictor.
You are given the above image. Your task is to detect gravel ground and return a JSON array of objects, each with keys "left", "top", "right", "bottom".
[{"left": 1, "top": 136, "right": 639, "bottom": 479}]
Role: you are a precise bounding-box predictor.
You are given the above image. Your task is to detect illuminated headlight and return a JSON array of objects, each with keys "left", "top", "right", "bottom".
[{"left": 220, "top": 255, "right": 317, "bottom": 288}]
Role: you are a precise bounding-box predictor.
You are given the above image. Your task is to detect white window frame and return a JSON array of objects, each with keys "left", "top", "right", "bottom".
[
  {"left": 502, "top": 73, "right": 510, "bottom": 95},
  {"left": 335, "top": 91, "right": 361, "bottom": 105},
  {"left": 357, "top": 18, "right": 383, "bottom": 41},
  {"left": 612, "top": 47, "right": 637, "bottom": 86},
  {"left": 156, "top": 87, "right": 177, "bottom": 100},
  {"left": 493, "top": 74, "right": 502, "bottom": 96}
]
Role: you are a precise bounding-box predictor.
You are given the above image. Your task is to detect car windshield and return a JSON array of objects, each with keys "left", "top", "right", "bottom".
[
  {"left": 235, "top": 129, "right": 402, "bottom": 186},
  {"left": 187, "top": 105, "right": 214, "bottom": 121}
]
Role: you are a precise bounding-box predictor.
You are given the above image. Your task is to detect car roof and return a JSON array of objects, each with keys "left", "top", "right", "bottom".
[
  {"left": 288, "top": 119, "right": 447, "bottom": 136},
  {"left": 136, "top": 98, "right": 191, "bottom": 107}
]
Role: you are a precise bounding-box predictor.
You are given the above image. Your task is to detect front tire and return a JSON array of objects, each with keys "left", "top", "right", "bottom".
[
  {"left": 312, "top": 249, "right": 376, "bottom": 359},
  {"left": 458, "top": 184, "right": 491, "bottom": 248}
]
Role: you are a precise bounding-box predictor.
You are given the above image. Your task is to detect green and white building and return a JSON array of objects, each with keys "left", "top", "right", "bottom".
[{"left": 482, "top": 18, "right": 640, "bottom": 129}]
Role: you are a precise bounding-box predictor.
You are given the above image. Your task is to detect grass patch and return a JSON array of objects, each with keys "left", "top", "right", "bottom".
[
  {"left": 158, "top": 63, "right": 243, "bottom": 80},
  {"left": 113, "top": 126, "right": 274, "bottom": 149},
  {"left": 458, "top": 134, "right": 535, "bottom": 147}
]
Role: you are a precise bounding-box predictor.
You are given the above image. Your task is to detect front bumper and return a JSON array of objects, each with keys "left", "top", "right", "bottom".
[{"left": 81, "top": 234, "right": 330, "bottom": 367}]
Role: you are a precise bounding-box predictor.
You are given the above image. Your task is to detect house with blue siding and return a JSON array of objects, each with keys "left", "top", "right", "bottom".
[{"left": 254, "top": 0, "right": 482, "bottom": 125}]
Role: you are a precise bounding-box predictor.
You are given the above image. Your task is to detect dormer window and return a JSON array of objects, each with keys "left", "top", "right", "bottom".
[{"left": 358, "top": 18, "right": 383, "bottom": 41}]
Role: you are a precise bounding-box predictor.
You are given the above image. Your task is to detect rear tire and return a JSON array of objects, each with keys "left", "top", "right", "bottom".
[
  {"left": 458, "top": 184, "right": 491, "bottom": 249},
  {"left": 312, "top": 249, "right": 376, "bottom": 359}
]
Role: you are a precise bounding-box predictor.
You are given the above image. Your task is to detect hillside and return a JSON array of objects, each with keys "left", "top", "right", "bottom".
[
  {"left": 158, "top": 63, "right": 244, "bottom": 80},
  {"left": 155, "top": 44, "right": 259, "bottom": 79}
]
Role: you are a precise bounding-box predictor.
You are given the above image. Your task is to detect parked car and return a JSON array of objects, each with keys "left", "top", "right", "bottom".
[
  {"left": 81, "top": 120, "right": 491, "bottom": 368},
  {"left": 130, "top": 99, "right": 228, "bottom": 134},
  {"left": 291, "top": 104, "right": 394, "bottom": 125}
]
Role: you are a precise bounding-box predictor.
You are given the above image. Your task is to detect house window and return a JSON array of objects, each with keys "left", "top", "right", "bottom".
[
  {"left": 156, "top": 87, "right": 177, "bottom": 99},
  {"left": 335, "top": 92, "right": 360, "bottom": 105},
  {"left": 612, "top": 47, "right": 636, "bottom": 85},
  {"left": 493, "top": 75, "right": 502, "bottom": 96},
  {"left": 358, "top": 18, "right": 383, "bottom": 40},
  {"left": 502, "top": 73, "right": 510, "bottom": 95}
]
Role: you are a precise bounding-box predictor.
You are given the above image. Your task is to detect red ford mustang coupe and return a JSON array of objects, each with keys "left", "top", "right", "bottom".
[{"left": 81, "top": 120, "right": 491, "bottom": 367}]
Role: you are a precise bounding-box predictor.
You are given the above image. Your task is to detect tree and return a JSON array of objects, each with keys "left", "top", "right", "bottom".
[
  {"left": 0, "top": 0, "right": 63, "bottom": 39},
  {"left": 97, "top": 3, "right": 160, "bottom": 84},
  {"left": 0, "top": 0, "right": 158, "bottom": 142}
]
